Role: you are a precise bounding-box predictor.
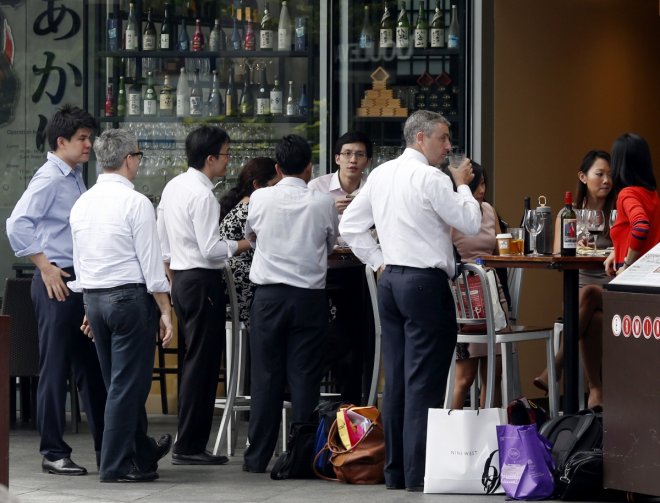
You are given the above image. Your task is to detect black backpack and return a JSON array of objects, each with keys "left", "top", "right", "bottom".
[
  {"left": 270, "top": 422, "right": 318, "bottom": 480},
  {"left": 539, "top": 409, "right": 602, "bottom": 473}
]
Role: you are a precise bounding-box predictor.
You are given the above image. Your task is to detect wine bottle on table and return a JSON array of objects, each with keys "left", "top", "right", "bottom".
[{"left": 560, "top": 191, "right": 577, "bottom": 256}]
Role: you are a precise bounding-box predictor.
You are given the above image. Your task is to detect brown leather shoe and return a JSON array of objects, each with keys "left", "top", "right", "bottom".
[{"left": 42, "top": 457, "right": 87, "bottom": 476}]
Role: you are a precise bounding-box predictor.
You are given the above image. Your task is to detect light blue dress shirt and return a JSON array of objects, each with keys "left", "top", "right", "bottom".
[{"left": 6, "top": 152, "right": 86, "bottom": 269}]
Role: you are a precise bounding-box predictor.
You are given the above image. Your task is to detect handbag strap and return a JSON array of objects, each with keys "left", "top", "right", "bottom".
[{"left": 311, "top": 445, "right": 340, "bottom": 482}]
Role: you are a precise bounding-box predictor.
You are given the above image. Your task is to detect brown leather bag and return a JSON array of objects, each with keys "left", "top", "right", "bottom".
[{"left": 313, "top": 405, "right": 385, "bottom": 484}]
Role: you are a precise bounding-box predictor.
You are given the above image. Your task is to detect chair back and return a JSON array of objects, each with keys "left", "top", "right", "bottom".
[
  {"left": 364, "top": 265, "right": 381, "bottom": 407},
  {"left": 506, "top": 267, "right": 524, "bottom": 323},
  {"left": 1, "top": 278, "right": 39, "bottom": 377}
]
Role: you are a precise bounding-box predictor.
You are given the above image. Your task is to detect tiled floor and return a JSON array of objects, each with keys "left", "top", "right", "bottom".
[{"left": 5, "top": 414, "right": 515, "bottom": 503}]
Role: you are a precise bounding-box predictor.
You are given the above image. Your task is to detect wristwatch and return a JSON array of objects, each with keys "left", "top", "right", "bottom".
[{"left": 623, "top": 257, "right": 634, "bottom": 267}]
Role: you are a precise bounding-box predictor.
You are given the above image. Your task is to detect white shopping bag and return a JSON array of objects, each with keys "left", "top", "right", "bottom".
[{"left": 424, "top": 408, "right": 507, "bottom": 494}]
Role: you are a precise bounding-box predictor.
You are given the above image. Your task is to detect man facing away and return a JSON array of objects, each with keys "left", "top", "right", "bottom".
[
  {"left": 68, "top": 129, "right": 173, "bottom": 482},
  {"left": 157, "top": 125, "right": 250, "bottom": 465},
  {"left": 243, "top": 134, "right": 339, "bottom": 472},
  {"left": 339, "top": 110, "right": 481, "bottom": 491},
  {"left": 6, "top": 104, "right": 106, "bottom": 475},
  {"left": 309, "top": 130, "right": 374, "bottom": 404}
]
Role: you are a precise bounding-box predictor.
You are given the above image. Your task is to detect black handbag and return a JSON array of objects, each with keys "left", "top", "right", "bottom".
[
  {"left": 555, "top": 448, "right": 625, "bottom": 501},
  {"left": 270, "top": 422, "right": 318, "bottom": 480}
]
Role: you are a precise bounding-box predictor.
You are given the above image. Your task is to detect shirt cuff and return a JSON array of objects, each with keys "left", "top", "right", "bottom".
[
  {"left": 66, "top": 280, "right": 82, "bottom": 293},
  {"left": 226, "top": 240, "right": 239, "bottom": 258}
]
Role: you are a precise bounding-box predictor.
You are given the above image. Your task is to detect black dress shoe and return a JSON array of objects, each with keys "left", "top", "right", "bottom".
[
  {"left": 242, "top": 464, "right": 265, "bottom": 473},
  {"left": 171, "top": 450, "right": 229, "bottom": 465},
  {"left": 42, "top": 457, "right": 87, "bottom": 476},
  {"left": 146, "top": 433, "right": 173, "bottom": 472},
  {"left": 101, "top": 462, "right": 158, "bottom": 483},
  {"left": 406, "top": 485, "right": 424, "bottom": 492}
]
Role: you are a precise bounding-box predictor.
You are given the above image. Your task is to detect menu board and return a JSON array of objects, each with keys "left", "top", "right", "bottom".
[{"left": 607, "top": 242, "right": 660, "bottom": 291}]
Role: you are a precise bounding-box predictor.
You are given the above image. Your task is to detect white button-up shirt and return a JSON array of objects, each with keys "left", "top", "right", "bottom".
[
  {"left": 157, "top": 168, "right": 238, "bottom": 271},
  {"left": 339, "top": 148, "right": 481, "bottom": 277},
  {"left": 246, "top": 177, "right": 339, "bottom": 289},
  {"left": 308, "top": 171, "right": 367, "bottom": 200},
  {"left": 68, "top": 173, "right": 169, "bottom": 293}
]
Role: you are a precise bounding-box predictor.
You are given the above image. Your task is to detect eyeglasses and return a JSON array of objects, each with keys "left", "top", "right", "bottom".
[
  {"left": 215, "top": 152, "right": 231, "bottom": 157},
  {"left": 339, "top": 151, "right": 367, "bottom": 159},
  {"left": 127, "top": 151, "right": 144, "bottom": 160}
]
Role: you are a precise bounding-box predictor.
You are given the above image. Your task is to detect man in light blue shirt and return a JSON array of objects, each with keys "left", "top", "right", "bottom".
[{"left": 6, "top": 105, "right": 106, "bottom": 476}]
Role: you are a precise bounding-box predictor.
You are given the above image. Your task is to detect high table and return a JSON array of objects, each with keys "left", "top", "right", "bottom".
[{"left": 478, "top": 254, "right": 605, "bottom": 414}]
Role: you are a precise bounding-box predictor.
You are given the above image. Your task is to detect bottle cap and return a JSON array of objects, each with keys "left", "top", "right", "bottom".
[{"left": 564, "top": 191, "right": 573, "bottom": 204}]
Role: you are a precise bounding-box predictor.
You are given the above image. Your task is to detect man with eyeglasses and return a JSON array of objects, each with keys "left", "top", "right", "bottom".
[
  {"left": 68, "top": 128, "right": 173, "bottom": 482},
  {"left": 309, "top": 131, "right": 374, "bottom": 405},
  {"left": 340, "top": 111, "right": 480, "bottom": 491},
  {"left": 7, "top": 105, "right": 107, "bottom": 476},
  {"left": 157, "top": 125, "right": 251, "bottom": 466}
]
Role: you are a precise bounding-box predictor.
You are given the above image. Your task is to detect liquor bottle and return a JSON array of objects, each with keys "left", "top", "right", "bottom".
[
  {"left": 414, "top": 1, "right": 428, "bottom": 49},
  {"left": 430, "top": 1, "right": 445, "bottom": 48},
  {"left": 244, "top": 17, "right": 256, "bottom": 50},
  {"left": 230, "top": 16, "right": 241, "bottom": 50},
  {"left": 260, "top": 2, "right": 276, "bottom": 50},
  {"left": 227, "top": 64, "right": 239, "bottom": 116},
  {"left": 359, "top": 5, "right": 374, "bottom": 49},
  {"left": 379, "top": 2, "right": 395, "bottom": 49},
  {"left": 238, "top": 65, "right": 252, "bottom": 116},
  {"left": 270, "top": 78, "right": 283, "bottom": 116},
  {"left": 124, "top": 2, "right": 138, "bottom": 51},
  {"left": 176, "top": 67, "right": 190, "bottom": 117},
  {"left": 208, "top": 19, "right": 223, "bottom": 51},
  {"left": 298, "top": 83, "right": 308, "bottom": 116},
  {"left": 160, "top": 3, "right": 173, "bottom": 50},
  {"left": 143, "top": 9, "right": 157, "bottom": 50},
  {"left": 159, "top": 74, "right": 174, "bottom": 116},
  {"left": 207, "top": 70, "right": 223, "bottom": 116},
  {"left": 294, "top": 17, "right": 307, "bottom": 51},
  {"left": 104, "top": 83, "right": 114, "bottom": 117},
  {"left": 107, "top": 13, "right": 119, "bottom": 51},
  {"left": 117, "top": 77, "right": 126, "bottom": 117},
  {"left": 447, "top": 4, "right": 459, "bottom": 48},
  {"left": 178, "top": 19, "right": 190, "bottom": 51},
  {"left": 192, "top": 19, "right": 205, "bottom": 51},
  {"left": 395, "top": 2, "right": 410, "bottom": 50},
  {"left": 189, "top": 69, "right": 203, "bottom": 116},
  {"left": 277, "top": 1, "right": 292, "bottom": 51},
  {"left": 560, "top": 191, "right": 577, "bottom": 256},
  {"left": 127, "top": 81, "right": 142, "bottom": 116},
  {"left": 143, "top": 71, "right": 158, "bottom": 116},
  {"left": 255, "top": 67, "right": 270, "bottom": 116},
  {"left": 285, "top": 80, "right": 297, "bottom": 116},
  {"left": 520, "top": 196, "right": 531, "bottom": 254}
]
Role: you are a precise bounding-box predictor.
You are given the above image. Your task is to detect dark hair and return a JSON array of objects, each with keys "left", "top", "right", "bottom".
[
  {"left": 333, "top": 131, "right": 373, "bottom": 159},
  {"left": 220, "top": 157, "right": 277, "bottom": 219},
  {"left": 468, "top": 161, "right": 485, "bottom": 194},
  {"left": 275, "top": 135, "right": 311, "bottom": 175},
  {"left": 611, "top": 133, "right": 656, "bottom": 191},
  {"left": 46, "top": 104, "right": 98, "bottom": 151},
  {"left": 185, "top": 125, "right": 230, "bottom": 170}
]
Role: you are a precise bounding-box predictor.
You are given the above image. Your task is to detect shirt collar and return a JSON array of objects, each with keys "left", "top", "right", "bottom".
[
  {"left": 186, "top": 167, "right": 214, "bottom": 189},
  {"left": 47, "top": 151, "right": 81, "bottom": 176},
  {"left": 277, "top": 176, "right": 308, "bottom": 188},
  {"left": 402, "top": 147, "right": 430, "bottom": 165},
  {"left": 97, "top": 172, "right": 135, "bottom": 190},
  {"left": 328, "top": 171, "right": 366, "bottom": 194}
]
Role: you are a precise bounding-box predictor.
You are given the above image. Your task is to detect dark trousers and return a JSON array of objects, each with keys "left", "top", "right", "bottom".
[
  {"left": 31, "top": 269, "right": 106, "bottom": 461},
  {"left": 378, "top": 265, "right": 457, "bottom": 489},
  {"left": 244, "top": 284, "right": 327, "bottom": 472},
  {"left": 171, "top": 268, "right": 225, "bottom": 455},
  {"left": 325, "top": 266, "right": 373, "bottom": 405},
  {"left": 84, "top": 284, "right": 161, "bottom": 480}
]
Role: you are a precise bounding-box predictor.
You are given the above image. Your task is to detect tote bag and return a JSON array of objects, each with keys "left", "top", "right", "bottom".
[{"left": 424, "top": 408, "right": 507, "bottom": 494}]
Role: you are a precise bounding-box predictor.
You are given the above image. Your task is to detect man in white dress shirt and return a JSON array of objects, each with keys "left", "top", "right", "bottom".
[
  {"left": 339, "top": 111, "right": 480, "bottom": 491},
  {"left": 157, "top": 125, "right": 250, "bottom": 465},
  {"left": 309, "top": 131, "right": 374, "bottom": 404},
  {"left": 243, "top": 135, "right": 339, "bottom": 473},
  {"left": 69, "top": 129, "right": 173, "bottom": 482}
]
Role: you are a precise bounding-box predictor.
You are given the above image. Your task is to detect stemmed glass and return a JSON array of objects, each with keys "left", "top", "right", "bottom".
[
  {"left": 586, "top": 209, "right": 605, "bottom": 254},
  {"left": 609, "top": 209, "right": 618, "bottom": 229},
  {"left": 576, "top": 209, "right": 590, "bottom": 254},
  {"left": 524, "top": 209, "right": 543, "bottom": 256}
]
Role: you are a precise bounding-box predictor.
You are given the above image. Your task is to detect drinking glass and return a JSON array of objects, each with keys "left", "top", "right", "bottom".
[
  {"left": 586, "top": 209, "right": 605, "bottom": 254},
  {"left": 609, "top": 209, "right": 617, "bottom": 229},
  {"left": 524, "top": 209, "right": 543, "bottom": 256},
  {"left": 448, "top": 147, "right": 465, "bottom": 169}
]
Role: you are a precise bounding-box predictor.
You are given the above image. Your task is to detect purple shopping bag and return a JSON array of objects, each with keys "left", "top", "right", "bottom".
[{"left": 496, "top": 424, "right": 555, "bottom": 500}]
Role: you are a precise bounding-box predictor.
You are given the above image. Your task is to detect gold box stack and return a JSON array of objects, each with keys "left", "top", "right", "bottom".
[{"left": 355, "top": 67, "right": 408, "bottom": 118}]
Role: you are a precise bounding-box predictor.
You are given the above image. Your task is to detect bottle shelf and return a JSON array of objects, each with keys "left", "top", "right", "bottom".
[
  {"left": 99, "top": 49, "right": 310, "bottom": 59},
  {"left": 98, "top": 115, "right": 308, "bottom": 124}
]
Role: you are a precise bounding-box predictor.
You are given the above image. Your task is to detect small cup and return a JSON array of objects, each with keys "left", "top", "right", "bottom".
[
  {"left": 496, "top": 233, "right": 513, "bottom": 255},
  {"left": 508, "top": 227, "right": 524, "bottom": 255}
]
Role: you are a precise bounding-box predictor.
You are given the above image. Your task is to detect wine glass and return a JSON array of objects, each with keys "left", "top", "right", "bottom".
[
  {"left": 609, "top": 209, "right": 618, "bottom": 229},
  {"left": 575, "top": 209, "right": 590, "bottom": 254},
  {"left": 586, "top": 209, "right": 605, "bottom": 254},
  {"left": 524, "top": 209, "right": 543, "bottom": 256}
]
